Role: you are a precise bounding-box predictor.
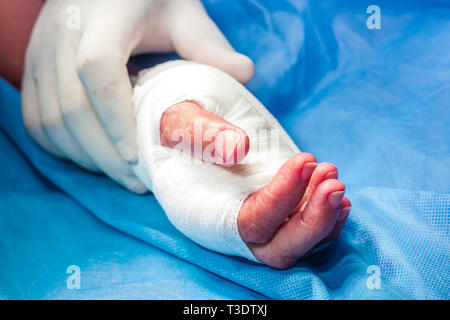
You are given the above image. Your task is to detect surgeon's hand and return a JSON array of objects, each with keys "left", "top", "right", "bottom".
[{"left": 22, "top": 0, "right": 254, "bottom": 193}]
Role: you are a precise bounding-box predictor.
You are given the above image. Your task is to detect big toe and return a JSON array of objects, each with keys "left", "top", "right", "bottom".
[
  {"left": 160, "top": 100, "right": 249, "bottom": 166},
  {"left": 301, "top": 179, "right": 345, "bottom": 239}
]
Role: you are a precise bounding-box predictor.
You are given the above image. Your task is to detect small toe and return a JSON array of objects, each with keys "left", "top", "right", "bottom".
[
  {"left": 296, "top": 162, "right": 338, "bottom": 209},
  {"left": 238, "top": 153, "right": 317, "bottom": 244},
  {"left": 321, "top": 196, "right": 351, "bottom": 243},
  {"left": 249, "top": 179, "right": 345, "bottom": 268}
]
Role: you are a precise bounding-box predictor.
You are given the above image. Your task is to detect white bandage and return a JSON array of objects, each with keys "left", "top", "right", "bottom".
[{"left": 132, "top": 61, "right": 300, "bottom": 261}]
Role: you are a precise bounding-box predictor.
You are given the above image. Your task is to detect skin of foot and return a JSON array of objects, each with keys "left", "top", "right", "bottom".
[{"left": 161, "top": 100, "right": 352, "bottom": 269}]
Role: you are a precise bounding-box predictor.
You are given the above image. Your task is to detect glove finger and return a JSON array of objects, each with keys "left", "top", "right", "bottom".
[
  {"left": 56, "top": 46, "right": 147, "bottom": 193},
  {"left": 21, "top": 63, "right": 65, "bottom": 158},
  {"left": 76, "top": 38, "right": 138, "bottom": 166},
  {"left": 34, "top": 59, "right": 98, "bottom": 171},
  {"left": 167, "top": 0, "right": 254, "bottom": 84}
]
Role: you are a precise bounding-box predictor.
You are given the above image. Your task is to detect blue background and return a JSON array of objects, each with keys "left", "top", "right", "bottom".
[{"left": 0, "top": 0, "right": 449, "bottom": 299}]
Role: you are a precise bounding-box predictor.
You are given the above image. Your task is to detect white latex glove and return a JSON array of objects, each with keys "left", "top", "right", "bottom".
[{"left": 22, "top": 0, "right": 254, "bottom": 193}]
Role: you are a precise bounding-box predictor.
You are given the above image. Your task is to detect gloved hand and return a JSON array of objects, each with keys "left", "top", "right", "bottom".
[{"left": 22, "top": 0, "right": 254, "bottom": 193}]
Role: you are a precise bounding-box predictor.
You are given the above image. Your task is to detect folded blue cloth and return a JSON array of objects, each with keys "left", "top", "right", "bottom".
[{"left": 0, "top": 0, "right": 448, "bottom": 299}]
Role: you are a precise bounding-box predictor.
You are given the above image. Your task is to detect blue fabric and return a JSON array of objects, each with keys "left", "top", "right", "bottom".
[{"left": 0, "top": 0, "right": 449, "bottom": 299}]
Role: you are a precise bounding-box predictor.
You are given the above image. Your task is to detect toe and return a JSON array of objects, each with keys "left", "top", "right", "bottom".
[
  {"left": 238, "top": 153, "right": 317, "bottom": 244},
  {"left": 308, "top": 162, "right": 338, "bottom": 194},
  {"left": 296, "top": 162, "right": 338, "bottom": 213},
  {"left": 250, "top": 179, "right": 345, "bottom": 269},
  {"left": 160, "top": 100, "right": 249, "bottom": 166},
  {"left": 303, "top": 196, "right": 352, "bottom": 257},
  {"left": 301, "top": 179, "right": 345, "bottom": 234},
  {"left": 321, "top": 196, "right": 351, "bottom": 243}
]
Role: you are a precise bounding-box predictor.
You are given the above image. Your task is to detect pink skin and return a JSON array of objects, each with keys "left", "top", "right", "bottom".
[
  {"left": 161, "top": 101, "right": 351, "bottom": 269},
  {"left": 160, "top": 101, "right": 249, "bottom": 166}
]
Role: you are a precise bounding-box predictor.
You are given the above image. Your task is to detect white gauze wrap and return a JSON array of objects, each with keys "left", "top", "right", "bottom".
[{"left": 132, "top": 61, "right": 300, "bottom": 261}]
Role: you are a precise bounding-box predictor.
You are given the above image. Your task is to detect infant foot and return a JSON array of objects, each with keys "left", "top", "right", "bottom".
[
  {"left": 238, "top": 154, "right": 351, "bottom": 268},
  {"left": 160, "top": 100, "right": 351, "bottom": 269}
]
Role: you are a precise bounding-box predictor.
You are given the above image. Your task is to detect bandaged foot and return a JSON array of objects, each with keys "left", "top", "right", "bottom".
[{"left": 133, "top": 61, "right": 351, "bottom": 268}]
